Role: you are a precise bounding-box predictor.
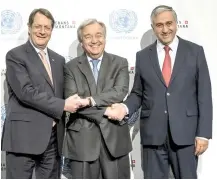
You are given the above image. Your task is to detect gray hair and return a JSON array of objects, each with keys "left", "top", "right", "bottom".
[
  {"left": 150, "top": 5, "right": 177, "bottom": 24},
  {"left": 77, "top": 19, "right": 106, "bottom": 43}
]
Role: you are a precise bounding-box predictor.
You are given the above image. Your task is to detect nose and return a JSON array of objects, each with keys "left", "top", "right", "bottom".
[
  {"left": 91, "top": 36, "right": 97, "bottom": 43},
  {"left": 39, "top": 27, "right": 46, "bottom": 34},
  {"left": 162, "top": 25, "right": 169, "bottom": 33}
]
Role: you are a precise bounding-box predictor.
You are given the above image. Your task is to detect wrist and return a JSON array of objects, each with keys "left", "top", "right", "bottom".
[
  {"left": 104, "top": 107, "right": 111, "bottom": 116},
  {"left": 86, "top": 97, "right": 92, "bottom": 106}
]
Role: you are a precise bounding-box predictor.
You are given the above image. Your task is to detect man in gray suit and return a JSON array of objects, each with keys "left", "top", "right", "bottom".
[
  {"left": 1, "top": 8, "right": 81, "bottom": 179},
  {"left": 63, "top": 19, "right": 132, "bottom": 179},
  {"left": 109, "top": 5, "right": 213, "bottom": 179}
]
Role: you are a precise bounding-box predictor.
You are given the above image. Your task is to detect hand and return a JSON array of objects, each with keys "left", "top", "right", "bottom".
[
  {"left": 195, "top": 137, "right": 209, "bottom": 156},
  {"left": 64, "top": 94, "right": 82, "bottom": 113},
  {"left": 104, "top": 103, "right": 127, "bottom": 121},
  {"left": 78, "top": 98, "right": 90, "bottom": 108},
  {"left": 111, "top": 103, "right": 127, "bottom": 120}
]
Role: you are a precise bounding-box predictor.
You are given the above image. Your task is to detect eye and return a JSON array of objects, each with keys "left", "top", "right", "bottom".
[
  {"left": 96, "top": 33, "right": 103, "bottom": 39},
  {"left": 84, "top": 35, "right": 92, "bottom": 40},
  {"left": 156, "top": 23, "right": 163, "bottom": 28},
  {"left": 34, "top": 25, "right": 41, "bottom": 30},
  {"left": 166, "top": 21, "right": 173, "bottom": 26},
  {"left": 44, "top": 26, "right": 52, "bottom": 31}
]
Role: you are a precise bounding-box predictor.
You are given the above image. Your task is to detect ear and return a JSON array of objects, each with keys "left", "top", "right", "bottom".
[
  {"left": 151, "top": 24, "right": 154, "bottom": 30},
  {"left": 27, "top": 23, "right": 31, "bottom": 34}
]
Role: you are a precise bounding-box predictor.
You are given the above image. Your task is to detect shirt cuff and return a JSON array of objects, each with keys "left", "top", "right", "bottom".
[
  {"left": 120, "top": 103, "right": 129, "bottom": 115},
  {"left": 90, "top": 97, "right": 96, "bottom": 106},
  {"left": 196, "top": 137, "right": 209, "bottom": 141}
]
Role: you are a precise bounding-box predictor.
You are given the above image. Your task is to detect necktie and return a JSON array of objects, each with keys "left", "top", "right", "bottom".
[
  {"left": 38, "top": 51, "right": 55, "bottom": 126},
  {"left": 90, "top": 59, "right": 100, "bottom": 83},
  {"left": 39, "top": 50, "right": 53, "bottom": 85},
  {"left": 162, "top": 46, "right": 171, "bottom": 87}
]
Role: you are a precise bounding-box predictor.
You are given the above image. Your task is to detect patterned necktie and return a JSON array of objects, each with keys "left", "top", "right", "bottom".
[
  {"left": 91, "top": 59, "right": 100, "bottom": 83},
  {"left": 39, "top": 50, "right": 53, "bottom": 85},
  {"left": 38, "top": 50, "right": 55, "bottom": 127},
  {"left": 162, "top": 46, "right": 171, "bottom": 87}
]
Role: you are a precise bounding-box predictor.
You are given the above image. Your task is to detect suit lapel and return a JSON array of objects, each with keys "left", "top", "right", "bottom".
[
  {"left": 25, "top": 41, "right": 54, "bottom": 90},
  {"left": 97, "top": 52, "right": 110, "bottom": 93},
  {"left": 77, "top": 54, "right": 97, "bottom": 95},
  {"left": 149, "top": 42, "right": 167, "bottom": 87},
  {"left": 170, "top": 38, "right": 187, "bottom": 85}
]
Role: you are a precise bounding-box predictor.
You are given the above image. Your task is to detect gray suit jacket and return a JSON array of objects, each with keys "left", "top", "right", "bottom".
[
  {"left": 63, "top": 52, "right": 132, "bottom": 161},
  {"left": 1, "top": 41, "right": 65, "bottom": 155},
  {"left": 125, "top": 37, "right": 213, "bottom": 146}
]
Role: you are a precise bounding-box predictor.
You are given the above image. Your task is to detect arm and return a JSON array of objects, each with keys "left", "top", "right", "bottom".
[
  {"left": 92, "top": 58, "right": 129, "bottom": 106},
  {"left": 64, "top": 64, "right": 106, "bottom": 123},
  {"left": 196, "top": 46, "right": 213, "bottom": 139},
  {"left": 6, "top": 51, "right": 65, "bottom": 120},
  {"left": 127, "top": 107, "right": 141, "bottom": 126},
  {"left": 124, "top": 52, "right": 143, "bottom": 117}
]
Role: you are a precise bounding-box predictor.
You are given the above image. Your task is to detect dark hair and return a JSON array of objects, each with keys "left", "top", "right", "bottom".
[{"left": 28, "top": 8, "right": 55, "bottom": 29}]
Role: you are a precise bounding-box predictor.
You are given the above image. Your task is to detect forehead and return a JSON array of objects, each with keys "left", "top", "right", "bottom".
[
  {"left": 33, "top": 12, "right": 52, "bottom": 25},
  {"left": 82, "top": 23, "right": 104, "bottom": 35},
  {"left": 153, "top": 11, "right": 175, "bottom": 23}
]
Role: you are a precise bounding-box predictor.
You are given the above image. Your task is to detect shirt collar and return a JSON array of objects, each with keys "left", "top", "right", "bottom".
[
  {"left": 29, "top": 39, "right": 48, "bottom": 55},
  {"left": 87, "top": 54, "right": 103, "bottom": 62},
  {"left": 156, "top": 35, "right": 179, "bottom": 52}
]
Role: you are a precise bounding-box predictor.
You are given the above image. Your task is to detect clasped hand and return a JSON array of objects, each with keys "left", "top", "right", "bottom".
[
  {"left": 64, "top": 94, "right": 90, "bottom": 113},
  {"left": 104, "top": 103, "right": 127, "bottom": 121}
]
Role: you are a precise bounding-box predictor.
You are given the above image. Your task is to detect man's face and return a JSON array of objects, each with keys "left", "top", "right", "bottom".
[
  {"left": 28, "top": 12, "right": 53, "bottom": 50},
  {"left": 81, "top": 23, "right": 106, "bottom": 59},
  {"left": 152, "top": 11, "right": 177, "bottom": 45}
]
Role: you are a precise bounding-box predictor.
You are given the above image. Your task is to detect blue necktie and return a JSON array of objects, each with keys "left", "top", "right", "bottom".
[{"left": 90, "top": 59, "right": 100, "bottom": 83}]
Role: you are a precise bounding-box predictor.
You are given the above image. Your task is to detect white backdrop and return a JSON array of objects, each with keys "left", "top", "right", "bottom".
[{"left": 1, "top": 0, "right": 217, "bottom": 178}]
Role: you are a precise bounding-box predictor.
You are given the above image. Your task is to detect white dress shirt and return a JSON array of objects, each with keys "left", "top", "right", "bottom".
[
  {"left": 29, "top": 40, "right": 51, "bottom": 70},
  {"left": 156, "top": 36, "right": 179, "bottom": 71},
  {"left": 86, "top": 54, "right": 103, "bottom": 106},
  {"left": 87, "top": 54, "right": 103, "bottom": 71}
]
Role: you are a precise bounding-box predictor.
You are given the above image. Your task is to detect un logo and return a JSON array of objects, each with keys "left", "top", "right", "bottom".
[
  {"left": 109, "top": 9, "right": 138, "bottom": 33},
  {"left": 1, "top": 10, "right": 23, "bottom": 34},
  {"left": 1, "top": 104, "right": 7, "bottom": 130}
]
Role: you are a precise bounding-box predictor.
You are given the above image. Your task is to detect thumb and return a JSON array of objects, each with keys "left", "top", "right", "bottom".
[
  {"left": 72, "top": 94, "right": 79, "bottom": 99},
  {"left": 111, "top": 103, "right": 119, "bottom": 108}
]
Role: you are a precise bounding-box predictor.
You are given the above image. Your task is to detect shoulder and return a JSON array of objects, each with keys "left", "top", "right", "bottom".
[
  {"left": 48, "top": 49, "right": 65, "bottom": 64},
  {"left": 65, "top": 56, "right": 81, "bottom": 67},
  {"left": 6, "top": 43, "right": 26, "bottom": 57},
  {"left": 180, "top": 38, "right": 202, "bottom": 50},
  {"left": 105, "top": 52, "right": 128, "bottom": 64}
]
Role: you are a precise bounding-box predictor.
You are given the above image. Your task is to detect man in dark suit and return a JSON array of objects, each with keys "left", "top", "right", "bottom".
[
  {"left": 63, "top": 19, "right": 132, "bottom": 179},
  {"left": 1, "top": 8, "right": 81, "bottom": 179},
  {"left": 109, "top": 5, "right": 213, "bottom": 179}
]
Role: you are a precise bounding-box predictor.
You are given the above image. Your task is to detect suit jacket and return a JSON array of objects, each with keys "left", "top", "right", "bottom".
[
  {"left": 1, "top": 41, "right": 65, "bottom": 155},
  {"left": 63, "top": 52, "right": 132, "bottom": 161},
  {"left": 125, "top": 37, "right": 213, "bottom": 146}
]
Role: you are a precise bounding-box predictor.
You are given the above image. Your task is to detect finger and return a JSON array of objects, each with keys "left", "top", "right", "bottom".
[
  {"left": 109, "top": 116, "right": 118, "bottom": 120},
  {"left": 108, "top": 116, "right": 115, "bottom": 119},
  {"left": 111, "top": 104, "right": 119, "bottom": 108},
  {"left": 195, "top": 145, "right": 202, "bottom": 156},
  {"left": 73, "top": 94, "right": 79, "bottom": 99},
  {"left": 198, "top": 147, "right": 204, "bottom": 156},
  {"left": 198, "top": 145, "right": 208, "bottom": 155}
]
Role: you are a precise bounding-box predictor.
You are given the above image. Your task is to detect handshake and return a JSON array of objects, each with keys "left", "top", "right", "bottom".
[
  {"left": 64, "top": 94, "right": 128, "bottom": 121},
  {"left": 64, "top": 94, "right": 91, "bottom": 113},
  {"left": 104, "top": 103, "right": 128, "bottom": 121}
]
